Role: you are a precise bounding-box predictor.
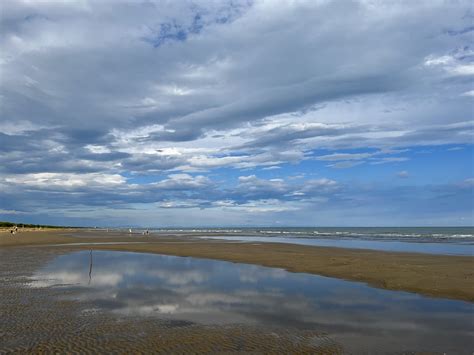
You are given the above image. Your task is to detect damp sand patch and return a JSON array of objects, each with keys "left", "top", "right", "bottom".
[
  {"left": 2, "top": 248, "right": 472, "bottom": 353},
  {"left": 1, "top": 247, "right": 342, "bottom": 353}
]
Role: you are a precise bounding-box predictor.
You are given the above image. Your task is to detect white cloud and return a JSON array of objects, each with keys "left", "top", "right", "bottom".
[
  {"left": 4, "top": 172, "right": 125, "bottom": 188},
  {"left": 85, "top": 145, "right": 111, "bottom": 154},
  {"left": 152, "top": 174, "right": 211, "bottom": 190},
  {"left": 461, "top": 90, "right": 474, "bottom": 97},
  {"left": 0, "top": 209, "right": 27, "bottom": 215},
  {"left": 327, "top": 161, "right": 364, "bottom": 169},
  {"left": 316, "top": 153, "right": 372, "bottom": 161},
  {"left": 371, "top": 157, "right": 409, "bottom": 165},
  {"left": 424, "top": 49, "right": 474, "bottom": 76},
  {"left": 0, "top": 0, "right": 472, "bottom": 226}
]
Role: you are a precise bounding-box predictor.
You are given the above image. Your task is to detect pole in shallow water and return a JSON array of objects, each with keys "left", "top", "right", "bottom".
[{"left": 88, "top": 249, "right": 93, "bottom": 285}]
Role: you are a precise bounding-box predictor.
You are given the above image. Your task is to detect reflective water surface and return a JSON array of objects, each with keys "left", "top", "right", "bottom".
[
  {"left": 201, "top": 235, "right": 474, "bottom": 255},
  {"left": 30, "top": 250, "right": 474, "bottom": 353}
]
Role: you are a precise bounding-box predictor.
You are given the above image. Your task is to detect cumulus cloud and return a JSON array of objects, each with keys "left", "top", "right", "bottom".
[
  {"left": 424, "top": 47, "right": 474, "bottom": 76},
  {"left": 397, "top": 171, "right": 409, "bottom": 179},
  {"left": 6, "top": 172, "right": 126, "bottom": 189},
  {"left": 0, "top": 0, "right": 472, "bottom": 225}
]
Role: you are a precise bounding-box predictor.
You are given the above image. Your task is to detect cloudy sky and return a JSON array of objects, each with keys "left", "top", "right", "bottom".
[{"left": 1, "top": 0, "right": 473, "bottom": 227}]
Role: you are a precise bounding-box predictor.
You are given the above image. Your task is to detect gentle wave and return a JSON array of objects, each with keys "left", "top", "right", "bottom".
[{"left": 102, "top": 227, "right": 474, "bottom": 243}]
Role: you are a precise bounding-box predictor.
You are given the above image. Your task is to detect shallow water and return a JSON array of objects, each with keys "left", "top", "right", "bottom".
[
  {"left": 29, "top": 250, "right": 474, "bottom": 353},
  {"left": 3, "top": 248, "right": 336, "bottom": 353},
  {"left": 150, "top": 227, "right": 474, "bottom": 242},
  {"left": 201, "top": 235, "right": 474, "bottom": 255}
]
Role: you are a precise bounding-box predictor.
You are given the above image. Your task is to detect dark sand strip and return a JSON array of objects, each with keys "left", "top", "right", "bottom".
[{"left": 1, "top": 230, "right": 473, "bottom": 302}]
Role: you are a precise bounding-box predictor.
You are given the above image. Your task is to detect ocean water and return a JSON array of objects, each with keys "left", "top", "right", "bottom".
[
  {"left": 148, "top": 227, "right": 474, "bottom": 256},
  {"left": 29, "top": 250, "right": 474, "bottom": 353},
  {"left": 98, "top": 227, "right": 474, "bottom": 255},
  {"left": 152, "top": 226, "right": 474, "bottom": 242}
]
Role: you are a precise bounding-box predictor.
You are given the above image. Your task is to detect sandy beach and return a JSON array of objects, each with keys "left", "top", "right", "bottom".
[
  {"left": 1, "top": 229, "right": 473, "bottom": 303},
  {"left": 2, "top": 246, "right": 343, "bottom": 353},
  {"left": 2, "top": 229, "right": 473, "bottom": 353}
]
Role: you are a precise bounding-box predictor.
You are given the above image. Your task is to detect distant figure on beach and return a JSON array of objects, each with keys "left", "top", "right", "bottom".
[{"left": 129, "top": 228, "right": 132, "bottom": 234}]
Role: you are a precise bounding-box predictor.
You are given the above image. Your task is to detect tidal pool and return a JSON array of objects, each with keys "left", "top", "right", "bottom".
[{"left": 29, "top": 250, "right": 474, "bottom": 353}]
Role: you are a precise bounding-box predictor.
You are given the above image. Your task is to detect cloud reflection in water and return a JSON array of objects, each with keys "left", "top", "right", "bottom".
[{"left": 30, "top": 250, "right": 474, "bottom": 352}]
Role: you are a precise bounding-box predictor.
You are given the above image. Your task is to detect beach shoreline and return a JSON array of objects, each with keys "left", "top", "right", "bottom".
[{"left": 1, "top": 229, "right": 473, "bottom": 302}]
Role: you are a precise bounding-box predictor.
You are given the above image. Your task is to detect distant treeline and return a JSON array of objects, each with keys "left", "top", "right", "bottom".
[{"left": 0, "top": 221, "right": 82, "bottom": 229}]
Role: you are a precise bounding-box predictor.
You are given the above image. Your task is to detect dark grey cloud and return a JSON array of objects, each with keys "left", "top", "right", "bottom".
[
  {"left": 0, "top": 0, "right": 472, "bottom": 225},
  {"left": 1, "top": 170, "right": 472, "bottom": 227}
]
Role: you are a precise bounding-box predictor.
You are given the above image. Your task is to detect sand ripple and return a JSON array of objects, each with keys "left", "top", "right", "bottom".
[{"left": 0, "top": 248, "right": 342, "bottom": 354}]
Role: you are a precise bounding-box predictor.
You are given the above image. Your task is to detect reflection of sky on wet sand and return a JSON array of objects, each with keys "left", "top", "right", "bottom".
[
  {"left": 30, "top": 251, "right": 474, "bottom": 353},
  {"left": 201, "top": 236, "right": 474, "bottom": 256}
]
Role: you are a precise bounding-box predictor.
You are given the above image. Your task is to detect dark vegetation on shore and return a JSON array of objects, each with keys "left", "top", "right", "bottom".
[{"left": 0, "top": 221, "right": 82, "bottom": 229}]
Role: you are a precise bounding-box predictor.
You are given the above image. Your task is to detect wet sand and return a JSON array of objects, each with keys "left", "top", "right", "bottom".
[
  {"left": 0, "top": 247, "right": 341, "bottom": 354},
  {"left": 1, "top": 230, "right": 473, "bottom": 302}
]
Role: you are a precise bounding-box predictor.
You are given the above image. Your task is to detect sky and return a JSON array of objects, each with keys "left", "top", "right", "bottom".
[{"left": 0, "top": 0, "right": 473, "bottom": 227}]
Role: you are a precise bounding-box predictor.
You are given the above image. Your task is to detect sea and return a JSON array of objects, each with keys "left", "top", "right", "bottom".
[{"left": 144, "top": 227, "right": 474, "bottom": 256}]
